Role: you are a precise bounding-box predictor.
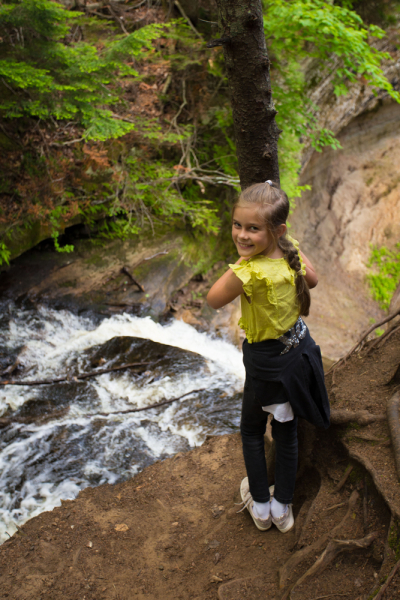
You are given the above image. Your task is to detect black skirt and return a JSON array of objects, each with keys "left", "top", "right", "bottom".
[{"left": 242, "top": 327, "right": 330, "bottom": 429}]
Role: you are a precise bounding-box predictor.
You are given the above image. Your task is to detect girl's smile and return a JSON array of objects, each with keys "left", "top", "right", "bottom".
[{"left": 232, "top": 205, "right": 278, "bottom": 258}]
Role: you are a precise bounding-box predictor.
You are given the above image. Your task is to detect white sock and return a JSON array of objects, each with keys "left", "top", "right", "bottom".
[
  {"left": 271, "top": 497, "right": 287, "bottom": 519},
  {"left": 253, "top": 500, "right": 270, "bottom": 520}
]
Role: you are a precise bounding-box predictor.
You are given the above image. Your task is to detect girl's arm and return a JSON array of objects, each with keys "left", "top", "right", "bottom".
[
  {"left": 300, "top": 251, "right": 318, "bottom": 289},
  {"left": 207, "top": 258, "right": 244, "bottom": 309}
]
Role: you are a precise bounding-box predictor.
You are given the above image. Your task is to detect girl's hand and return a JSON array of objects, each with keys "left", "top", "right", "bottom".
[
  {"left": 300, "top": 251, "right": 318, "bottom": 289},
  {"left": 207, "top": 257, "right": 244, "bottom": 309}
]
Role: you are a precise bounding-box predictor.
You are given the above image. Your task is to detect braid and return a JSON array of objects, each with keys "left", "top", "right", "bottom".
[{"left": 277, "top": 235, "right": 311, "bottom": 317}]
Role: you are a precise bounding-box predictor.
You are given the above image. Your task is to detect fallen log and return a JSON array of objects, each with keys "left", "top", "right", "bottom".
[{"left": 0, "top": 389, "right": 206, "bottom": 428}]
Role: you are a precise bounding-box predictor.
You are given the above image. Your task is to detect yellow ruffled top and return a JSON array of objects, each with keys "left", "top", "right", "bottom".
[{"left": 229, "top": 236, "right": 306, "bottom": 344}]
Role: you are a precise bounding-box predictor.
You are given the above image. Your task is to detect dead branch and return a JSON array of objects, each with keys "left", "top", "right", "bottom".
[
  {"left": 387, "top": 391, "right": 400, "bottom": 482},
  {"left": 334, "top": 464, "right": 353, "bottom": 493},
  {"left": 108, "top": 3, "right": 129, "bottom": 35},
  {"left": 325, "top": 502, "right": 347, "bottom": 512},
  {"left": 173, "top": 0, "right": 202, "bottom": 38},
  {"left": 278, "top": 490, "right": 359, "bottom": 588},
  {"left": 85, "top": 388, "right": 206, "bottom": 417},
  {"left": 121, "top": 266, "right": 145, "bottom": 293},
  {"left": 282, "top": 532, "right": 378, "bottom": 600},
  {"left": 374, "top": 556, "right": 400, "bottom": 600},
  {"left": 330, "top": 409, "right": 386, "bottom": 426},
  {"left": 144, "top": 251, "right": 169, "bottom": 261},
  {"left": 0, "top": 361, "right": 152, "bottom": 387},
  {"left": 326, "top": 307, "right": 400, "bottom": 376}
]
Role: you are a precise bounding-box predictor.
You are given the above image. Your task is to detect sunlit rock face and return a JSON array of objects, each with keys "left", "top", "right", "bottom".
[{"left": 291, "top": 98, "right": 400, "bottom": 360}]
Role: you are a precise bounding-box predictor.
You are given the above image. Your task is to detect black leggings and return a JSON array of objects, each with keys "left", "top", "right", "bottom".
[{"left": 240, "top": 377, "right": 298, "bottom": 504}]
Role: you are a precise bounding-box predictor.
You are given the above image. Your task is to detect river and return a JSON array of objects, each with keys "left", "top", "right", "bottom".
[{"left": 0, "top": 300, "right": 244, "bottom": 542}]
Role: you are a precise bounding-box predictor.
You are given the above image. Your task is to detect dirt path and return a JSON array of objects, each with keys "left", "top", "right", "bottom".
[{"left": 1, "top": 287, "right": 400, "bottom": 599}]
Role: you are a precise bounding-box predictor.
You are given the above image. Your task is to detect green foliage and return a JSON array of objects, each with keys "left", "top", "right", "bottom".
[
  {"left": 0, "top": 241, "right": 11, "bottom": 265},
  {"left": 263, "top": 0, "right": 400, "bottom": 201},
  {"left": 366, "top": 244, "right": 400, "bottom": 310},
  {"left": 0, "top": 0, "right": 165, "bottom": 140},
  {"left": 1, "top": 0, "right": 400, "bottom": 266}
]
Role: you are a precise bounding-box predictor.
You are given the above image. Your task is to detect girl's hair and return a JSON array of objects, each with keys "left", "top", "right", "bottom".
[{"left": 233, "top": 181, "right": 311, "bottom": 316}]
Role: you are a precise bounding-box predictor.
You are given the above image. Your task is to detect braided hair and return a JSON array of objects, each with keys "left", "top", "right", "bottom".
[{"left": 233, "top": 181, "right": 311, "bottom": 316}]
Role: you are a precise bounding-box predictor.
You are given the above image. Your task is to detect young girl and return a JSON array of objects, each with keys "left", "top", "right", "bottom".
[{"left": 207, "top": 181, "right": 330, "bottom": 533}]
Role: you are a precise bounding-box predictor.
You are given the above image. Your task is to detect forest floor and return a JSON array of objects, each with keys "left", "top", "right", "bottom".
[{"left": 1, "top": 317, "right": 400, "bottom": 600}]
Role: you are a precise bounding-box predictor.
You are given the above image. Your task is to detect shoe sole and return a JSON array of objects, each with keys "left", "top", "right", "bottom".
[
  {"left": 272, "top": 504, "right": 294, "bottom": 533},
  {"left": 240, "top": 478, "right": 272, "bottom": 532}
]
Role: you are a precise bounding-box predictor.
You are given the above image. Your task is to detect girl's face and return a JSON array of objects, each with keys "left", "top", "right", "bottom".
[{"left": 232, "top": 204, "right": 274, "bottom": 258}]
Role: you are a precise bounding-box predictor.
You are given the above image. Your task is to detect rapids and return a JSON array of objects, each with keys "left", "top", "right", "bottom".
[{"left": 0, "top": 302, "right": 244, "bottom": 542}]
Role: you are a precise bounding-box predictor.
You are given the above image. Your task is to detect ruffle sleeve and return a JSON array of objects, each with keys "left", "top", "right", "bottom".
[
  {"left": 229, "top": 260, "right": 277, "bottom": 305},
  {"left": 229, "top": 261, "right": 253, "bottom": 297},
  {"left": 287, "top": 235, "right": 306, "bottom": 276}
]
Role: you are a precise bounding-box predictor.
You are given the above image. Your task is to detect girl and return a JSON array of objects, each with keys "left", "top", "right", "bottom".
[{"left": 207, "top": 181, "right": 330, "bottom": 533}]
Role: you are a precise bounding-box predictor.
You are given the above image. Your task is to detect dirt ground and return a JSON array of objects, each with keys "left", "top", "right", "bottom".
[{"left": 1, "top": 321, "right": 400, "bottom": 600}]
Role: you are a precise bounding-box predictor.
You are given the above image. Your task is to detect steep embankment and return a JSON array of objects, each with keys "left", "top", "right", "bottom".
[
  {"left": 1, "top": 325, "right": 400, "bottom": 600},
  {"left": 290, "top": 27, "right": 400, "bottom": 359}
]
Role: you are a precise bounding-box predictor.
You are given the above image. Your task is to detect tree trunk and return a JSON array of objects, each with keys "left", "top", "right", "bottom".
[{"left": 210, "top": 0, "right": 280, "bottom": 189}]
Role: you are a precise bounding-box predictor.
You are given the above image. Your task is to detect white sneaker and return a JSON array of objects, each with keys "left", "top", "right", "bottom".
[
  {"left": 270, "top": 486, "right": 294, "bottom": 533},
  {"left": 237, "top": 477, "right": 272, "bottom": 532}
]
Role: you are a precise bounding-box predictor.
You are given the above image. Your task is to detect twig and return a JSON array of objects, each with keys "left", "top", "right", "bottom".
[
  {"left": 334, "top": 465, "right": 353, "bottom": 493},
  {"left": 0, "top": 361, "right": 151, "bottom": 387},
  {"left": 121, "top": 266, "right": 145, "bottom": 293},
  {"left": 325, "top": 502, "right": 347, "bottom": 512},
  {"left": 308, "top": 595, "right": 350, "bottom": 600},
  {"left": 326, "top": 307, "right": 400, "bottom": 375},
  {"left": 144, "top": 251, "right": 169, "bottom": 261},
  {"left": 374, "top": 556, "right": 400, "bottom": 600},
  {"left": 85, "top": 388, "right": 206, "bottom": 417},
  {"left": 173, "top": 0, "right": 202, "bottom": 38},
  {"left": 387, "top": 391, "right": 400, "bottom": 482},
  {"left": 50, "top": 138, "right": 84, "bottom": 147},
  {"left": 108, "top": 4, "right": 129, "bottom": 35}
]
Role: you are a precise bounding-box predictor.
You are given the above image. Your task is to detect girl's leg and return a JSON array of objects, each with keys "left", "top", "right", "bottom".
[
  {"left": 240, "top": 377, "right": 270, "bottom": 503},
  {"left": 271, "top": 416, "right": 298, "bottom": 505}
]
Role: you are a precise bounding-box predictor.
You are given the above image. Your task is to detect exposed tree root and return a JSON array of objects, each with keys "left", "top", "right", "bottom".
[
  {"left": 348, "top": 449, "right": 400, "bottom": 520},
  {"left": 366, "top": 323, "right": 400, "bottom": 355},
  {"left": 374, "top": 556, "right": 400, "bottom": 600},
  {"left": 281, "top": 532, "right": 378, "bottom": 600},
  {"left": 330, "top": 409, "right": 386, "bottom": 426},
  {"left": 278, "top": 490, "right": 359, "bottom": 588},
  {"left": 334, "top": 464, "right": 353, "bottom": 492},
  {"left": 326, "top": 307, "right": 400, "bottom": 376},
  {"left": 387, "top": 391, "right": 400, "bottom": 482}
]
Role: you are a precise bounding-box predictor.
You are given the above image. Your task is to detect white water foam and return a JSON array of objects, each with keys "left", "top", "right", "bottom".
[{"left": 0, "top": 307, "right": 244, "bottom": 542}]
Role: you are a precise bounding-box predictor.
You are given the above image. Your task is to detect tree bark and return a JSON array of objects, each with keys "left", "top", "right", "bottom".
[{"left": 210, "top": 0, "right": 280, "bottom": 188}]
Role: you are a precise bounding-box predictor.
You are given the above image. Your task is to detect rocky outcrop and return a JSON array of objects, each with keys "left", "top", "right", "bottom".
[{"left": 292, "top": 98, "right": 400, "bottom": 359}]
